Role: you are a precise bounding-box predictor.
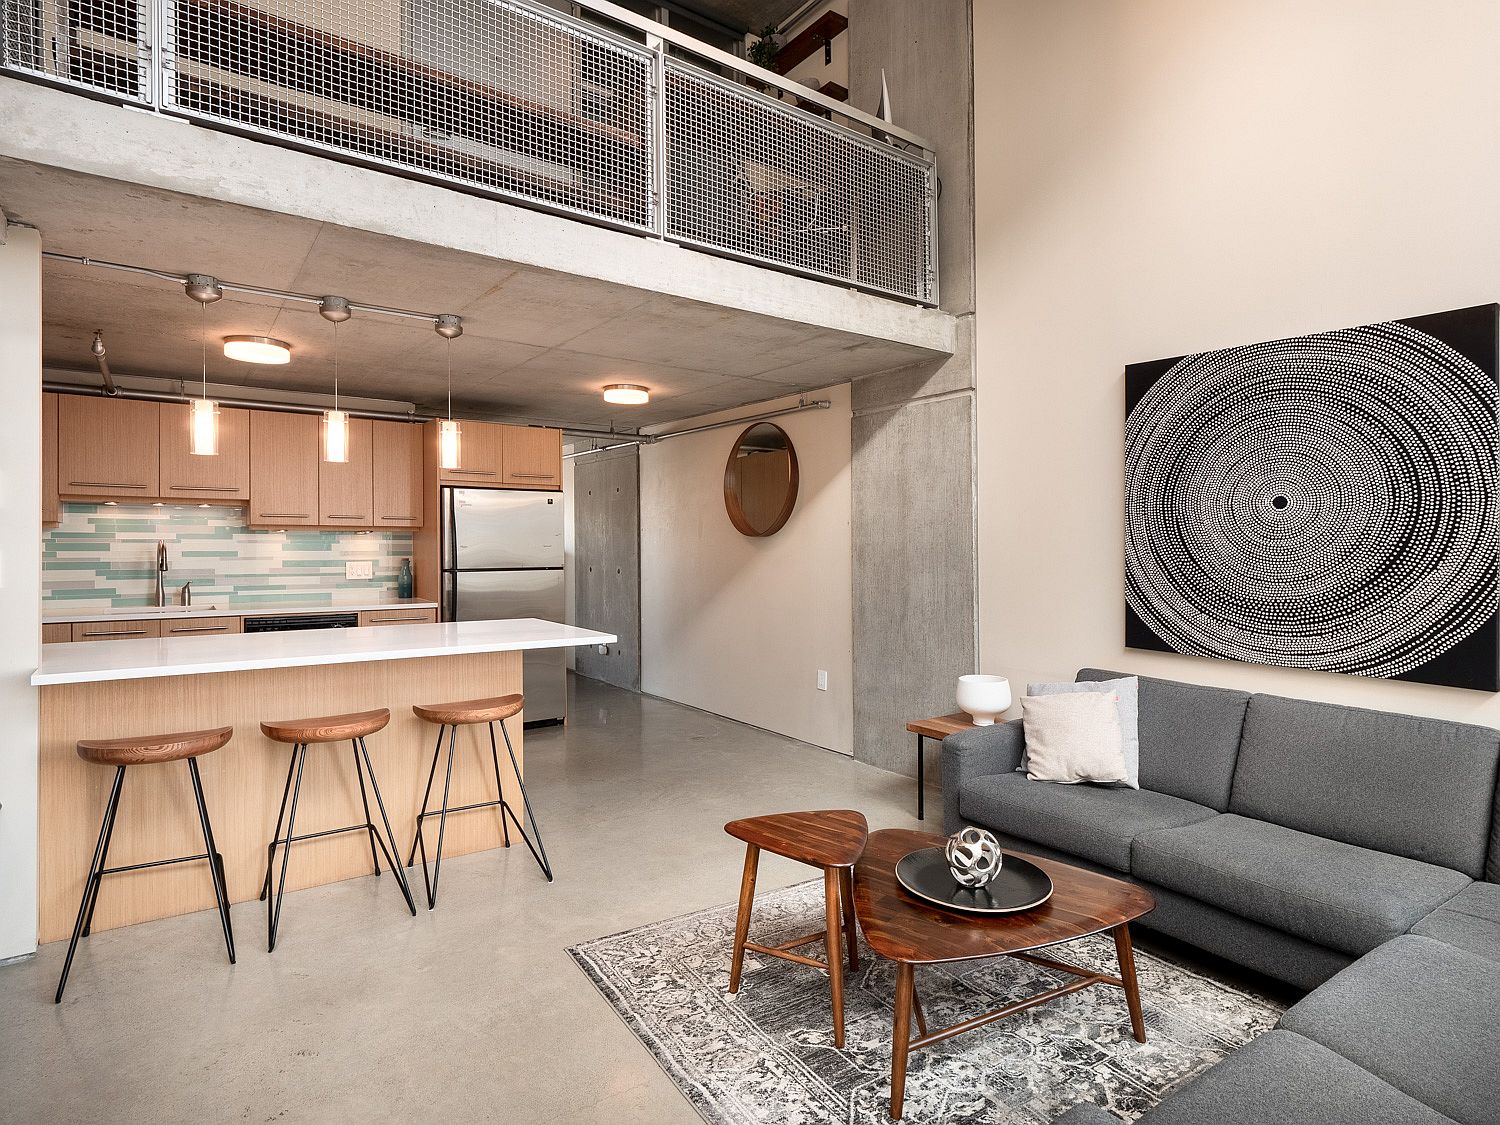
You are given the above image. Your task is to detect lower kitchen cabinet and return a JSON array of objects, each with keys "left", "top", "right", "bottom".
[
  {"left": 71, "top": 619, "right": 162, "bottom": 642},
  {"left": 358, "top": 608, "right": 438, "bottom": 627},
  {"left": 159, "top": 616, "right": 243, "bottom": 638}
]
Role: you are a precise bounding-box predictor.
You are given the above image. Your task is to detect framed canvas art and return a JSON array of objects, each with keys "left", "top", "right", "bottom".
[{"left": 1124, "top": 304, "right": 1499, "bottom": 690}]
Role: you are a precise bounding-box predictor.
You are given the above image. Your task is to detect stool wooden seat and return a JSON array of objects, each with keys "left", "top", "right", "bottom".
[
  {"left": 77, "top": 726, "right": 232, "bottom": 766},
  {"left": 412, "top": 695, "right": 524, "bottom": 726},
  {"left": 259, "top": 709, "right": 390, "bottom": 745},
  {"left": 56, "top": 727, "right": 236, "bottom": 1003},
  {"left": 408, "top": 692, "right": 550, "bottom": 909},
  {"left": 724, "top": 809, "right": 869, "bottom": 1048},
  {"left": 259, "top": 707, "right": 412, "bottom": 950}
]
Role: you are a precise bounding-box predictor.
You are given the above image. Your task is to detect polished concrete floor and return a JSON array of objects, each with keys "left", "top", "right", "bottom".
[{"left": 0, "top": 676, "right": 934, "bottom": 1124}]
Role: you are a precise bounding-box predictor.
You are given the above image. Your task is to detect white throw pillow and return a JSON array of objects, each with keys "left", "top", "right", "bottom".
[
  {"left": 1021, "top": 692, "right": 1128, "bottom": 785},
  {"left": 1024, "top": 677, "right": 1141, "bottom": 789}
]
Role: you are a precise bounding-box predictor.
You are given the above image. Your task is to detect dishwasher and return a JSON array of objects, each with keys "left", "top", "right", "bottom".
[{"left": 242, "top": 612, "right": 360, "bottom": 633}]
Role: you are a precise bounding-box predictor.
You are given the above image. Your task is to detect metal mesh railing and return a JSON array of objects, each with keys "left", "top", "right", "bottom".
[
  {"left": 664, "top": 61, "right": 932, "bottom": 302},
  {"left": 2, "top": 0, "right": 936, "bottom": 303}
]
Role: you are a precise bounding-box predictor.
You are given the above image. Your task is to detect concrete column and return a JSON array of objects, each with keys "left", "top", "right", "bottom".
[{"left": 0, "top": 223, "right": 43, "bottom": 961}]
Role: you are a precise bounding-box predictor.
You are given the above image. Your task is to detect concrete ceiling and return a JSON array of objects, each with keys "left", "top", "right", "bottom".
[{"left": 2, "top": 157, "right": 939, "bottom": 431}]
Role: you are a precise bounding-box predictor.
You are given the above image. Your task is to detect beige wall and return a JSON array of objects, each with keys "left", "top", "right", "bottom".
[
  {"left": 973, "top": 1, "right": 1500, "bottom": 724},
  {"left": 640, "top": 385, "right": 853, "bottom": 755},
  {"left": 0, "top": 226, "right": 43, "bottom": 958}
]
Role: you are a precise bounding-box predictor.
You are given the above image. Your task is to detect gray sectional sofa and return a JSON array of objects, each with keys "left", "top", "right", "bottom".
[{"left": 942, "top": 667, "right": 1500, "bottom": 1125}]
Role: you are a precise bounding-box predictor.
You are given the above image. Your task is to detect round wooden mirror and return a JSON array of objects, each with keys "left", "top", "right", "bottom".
[{"left": 724, "top": 422, "right": 799, "bottom": 537}]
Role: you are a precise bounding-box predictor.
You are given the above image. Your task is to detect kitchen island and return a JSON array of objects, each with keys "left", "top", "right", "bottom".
[{"left": 33, "top": 619, "right": 614, "bottom": 942}]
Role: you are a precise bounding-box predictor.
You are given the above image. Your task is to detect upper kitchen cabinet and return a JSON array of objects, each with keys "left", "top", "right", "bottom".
[
  {"left": 436, "top": 418, "right": 503, "bottom": 486},
  {"left": 501, "top": 425, "right": 563, "bottom": 490},
  {"left": 248, "top": 410, "right": 320, "bottom": 526},
  {"left": 319, "top": 416, "right": 374, "bottom": 526},
  {"left": 160, "top": 403, "right": 250, "bottom": 502},
  {"left": 58, "top": 395, "right": 161, "bottom": 500},
  {"left": 42, "top": 392, "right": 59, "bottom": 525},
  {"left": 372, "top": 420, "right": 423, "bottom": 528}
]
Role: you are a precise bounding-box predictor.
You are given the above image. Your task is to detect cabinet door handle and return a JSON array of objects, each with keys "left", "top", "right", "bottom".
[
  {"left": 326, "top": 514, "right": 365, "bottom": 520},
  {"left": 367, "top": 615, "right": 422, "bottom": 623},
  {"left": 510, "top": 472, "right": 556, "bottom": 481},
  {"left": 258, "top": 512, "right": 310, "bottom": 519},
  {"left": 69, "top": 481, "right": 147, "bottom": 489},
  {"left": 379, "top": 515, "right": 418, "bottom": 521},
  {"left": 80, "top": 628, "right": 148, "bottom": 637},
  {"left": 169, "top": 485, "right": 242, "bottom": 492},
  {"left": 444, "top": 469, "right": 497, "bottom": 476},
  {"left": 167, "top": 625, "right": 230, "bottom": 633}
]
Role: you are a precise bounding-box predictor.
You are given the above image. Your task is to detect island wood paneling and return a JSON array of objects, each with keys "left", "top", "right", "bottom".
[{"left": 38, "top": 650, "right": 523, "bottom": 942}]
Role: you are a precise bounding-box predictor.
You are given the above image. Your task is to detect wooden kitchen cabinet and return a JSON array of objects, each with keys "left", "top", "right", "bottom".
[
  {"left": 160, "top": 616, "right": 242, "bottom": 638},
  {"left": 372, "top": 421, "right": 423, "bottom": 528},
  {"left": 58, "top": 396, "right": 161, "bottom": 500},
  {"left": 42, "top": 623, "right": 71, "bottom": 644},
  {"left": 357, "top": 608, "right": 437, "bottom": 627},
  {"left": 319, "top": 416, "right": 374, "bottom": 526},
  {"left": 71, "top": 619, "right": 162, "bottom": 642},
  {"left": 436, "top": 419, "right": 503, "bottom": 486},
  {"left": 501, "top": 425, "right": 562, "bottom": 490},
  {"left": 160, "top": 403, "right": 250, "bottom": 502},
  {"left": 42, "top": 392, "right": 59, "bottom": 525},
  {"left": 249, "top": 411, "right": 320, "bottom": 526}
]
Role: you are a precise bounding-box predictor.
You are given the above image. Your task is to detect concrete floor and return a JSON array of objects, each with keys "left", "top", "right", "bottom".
[{"left": 0, "top": 675, "right": 934, "bottom": 1124}]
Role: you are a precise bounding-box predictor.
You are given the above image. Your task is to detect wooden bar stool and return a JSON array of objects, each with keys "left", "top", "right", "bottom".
[
  {"left": 724, "top": 810, "right": 869, "bottom": 1047},
  {"left": 258, "top": 708, "right": 415, "bottom": 951},
  {"left": 56, "top": 727, "right": 236, "bottom": 1003},
  {"left": 407, "top": 693, "right": 551, "bottom": 910}
]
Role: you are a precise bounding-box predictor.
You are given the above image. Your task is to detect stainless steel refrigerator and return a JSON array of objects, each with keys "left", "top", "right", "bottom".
[{"left": 441, "top": 488, "right": 567, "bottom": 723}]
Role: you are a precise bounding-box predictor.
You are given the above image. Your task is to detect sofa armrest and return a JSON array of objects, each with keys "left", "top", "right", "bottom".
[
  {"left": 1052, "top": 1104, "right": 1122, "bottom": 1125},
  {"left": 941, "top": 718, "right": 1026, "bottom": 833}
]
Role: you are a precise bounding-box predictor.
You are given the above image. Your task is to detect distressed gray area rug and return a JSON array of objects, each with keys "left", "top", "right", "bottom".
[{"left": 569, "top": 881, "right": 1284, "bottom": 1124}]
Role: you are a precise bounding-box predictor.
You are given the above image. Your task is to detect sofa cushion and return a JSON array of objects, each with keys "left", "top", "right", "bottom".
[
  {"left": 1134, "top": 1030, "right": 1457, "bottom": 1125},
  {"left": 1279, "top": 935, "right": 1500, "bottom": 1125},
  {"left": 1077, "top": 668, "right": 1248, "bottom": 810},
  {"left": 1229, "top": 694, "right": 1500, "bottom": 878},
  {"left": 1132, "top": 814, "right": 1471, "bottom": 956},
  {"left": 1409, "top": 882, "right": 1500, "bottom": 964},
  {"left": 959, "top": 772, "right": 1215, "bottom": 872}
]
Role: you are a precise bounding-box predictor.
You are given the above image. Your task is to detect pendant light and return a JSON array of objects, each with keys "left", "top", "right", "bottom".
[
  {"left": 438, "top": 332, "right": 461, "bottom": 471},
  {"left": 321, "top": 297, "right": 352, "bottom": 464},
  {"left": 191, "top": 301, "right": 220, "bottom": 456}
]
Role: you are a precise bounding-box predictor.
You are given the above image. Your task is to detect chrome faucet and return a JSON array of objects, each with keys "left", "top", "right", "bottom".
[{"left": 154, "top": 541, "right": 168, "bottom": 608}]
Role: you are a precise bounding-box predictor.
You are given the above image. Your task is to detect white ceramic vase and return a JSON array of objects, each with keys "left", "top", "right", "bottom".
[{"left": 957, "top": 674, "right": 1012, "bottom": 726}]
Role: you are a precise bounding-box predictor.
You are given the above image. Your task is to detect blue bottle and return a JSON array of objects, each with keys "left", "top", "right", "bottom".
[{"left": 397, "top": 558, "right": 414, "bottom": 599}]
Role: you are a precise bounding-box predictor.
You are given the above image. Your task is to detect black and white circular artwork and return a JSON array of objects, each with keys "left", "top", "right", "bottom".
[{"left": 1125, "top": 305, "right": 1499, "bottom": 690}]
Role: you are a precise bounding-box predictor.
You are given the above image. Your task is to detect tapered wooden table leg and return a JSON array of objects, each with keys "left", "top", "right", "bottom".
[
  {"left": 1113, "top": 922, "right": 1146, "bottom": 1043},
  {"left": 728, "top": 844, "right": 760, "bottom": 994},
  {"left": 839, "top": 866, "right": 859, "bottom": 971},
  {"left": 890, "top": 960, "right": 915, "bottom": 1119},
  {"left": 824, "top": 867, "right": 846, "bottom": 1047}
]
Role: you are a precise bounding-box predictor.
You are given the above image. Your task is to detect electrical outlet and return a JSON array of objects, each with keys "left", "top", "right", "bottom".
[
  {"left": 817, "top": 669, "right": 828, "bottom": 691},
  {"left": 346, "top": 560, "right": 374, "bottom": 580}
]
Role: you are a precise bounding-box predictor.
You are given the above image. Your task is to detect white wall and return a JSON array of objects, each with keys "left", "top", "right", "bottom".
[
  {"left": 641, "top": 385, "right": 853, "bottom": 754},
  {"left": 0, "top": 226, "right": 43, "bottom": 959},
  {"left": 973, "top": 1, "right": 1500, "bottom": 723}
]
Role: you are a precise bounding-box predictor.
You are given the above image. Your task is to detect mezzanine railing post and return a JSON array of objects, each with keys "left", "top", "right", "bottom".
[{"left": 647, "top": 32, "right": 668, "bottom": 240}]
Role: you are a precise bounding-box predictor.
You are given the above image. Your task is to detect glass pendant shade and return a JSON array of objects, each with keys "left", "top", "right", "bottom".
[
  {"left": 438, "top": 419, "right": 461, "bottom": 470},
  {"left": 190, "top": 397, "right": 220, "bottom": 456},
  {"left": 323, "top": 408, "right": 350, "bottom": 463}
]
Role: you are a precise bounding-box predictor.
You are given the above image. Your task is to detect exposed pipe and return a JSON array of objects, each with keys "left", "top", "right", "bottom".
[{"left": 90, "top": 330, "right": 119, "bottom": 396}]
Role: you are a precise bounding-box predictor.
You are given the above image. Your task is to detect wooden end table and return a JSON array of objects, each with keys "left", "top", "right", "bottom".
[
  {"left": 904, "top": 713, "right": 977, "bottom": 820},
  {"left": 854, "top": 828, "right": 1156, "bottom": 1120},
  {"left": 724, "top": 809, "right": 869, "bottom": 1047}
]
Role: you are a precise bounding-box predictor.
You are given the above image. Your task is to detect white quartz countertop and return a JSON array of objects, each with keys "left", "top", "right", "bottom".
[
  {"left": 42, "top": 598, "right": 440, "bottom": 624},
  {"left": 33, "top": 618, "right": 616, "bottom": 686}
]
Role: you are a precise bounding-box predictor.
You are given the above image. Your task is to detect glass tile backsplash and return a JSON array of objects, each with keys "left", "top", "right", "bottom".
[{"left": 43, "top": 503, "right": 417, "bottom": 609}]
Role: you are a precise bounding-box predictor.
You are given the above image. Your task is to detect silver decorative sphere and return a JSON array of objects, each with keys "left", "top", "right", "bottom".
[{"left": 945, "top": 827, "right": 1003, "bottom": 888}]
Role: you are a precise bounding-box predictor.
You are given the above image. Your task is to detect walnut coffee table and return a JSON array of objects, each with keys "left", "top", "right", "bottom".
[{"left": 854, "top": 828, "right": 1156, "bottom": 1120}]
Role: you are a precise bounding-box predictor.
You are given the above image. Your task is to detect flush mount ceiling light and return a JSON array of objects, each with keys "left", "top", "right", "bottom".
[
  {"left": 602, "top": 383, "right": 650, "bottom": 405},
  {"left": 223, "top": 335, "right": 292, "bottom": 365}
]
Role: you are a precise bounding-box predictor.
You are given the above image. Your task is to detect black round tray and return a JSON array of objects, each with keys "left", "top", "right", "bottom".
[{"left": 894, "top": 847, "right": 1054, "bottom": 915}]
